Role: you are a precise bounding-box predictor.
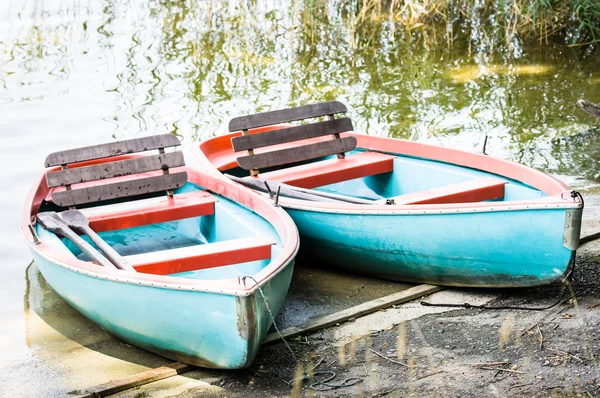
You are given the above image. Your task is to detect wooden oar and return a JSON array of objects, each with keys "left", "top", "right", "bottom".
[
  {"left": 59, "top": 210, "right": 136, "bottom": 272},
  {"left": 36, "top": 212, "right": 117, "bottom": 269},
  {"left": 226, "top": 174, "right": 375, "bottom": 204}
]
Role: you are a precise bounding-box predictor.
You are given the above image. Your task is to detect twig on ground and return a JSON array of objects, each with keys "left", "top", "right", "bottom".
[
  {"left": 509, "top": 382, "right": 535, "bottom": 389},
  {"left": 415, "top": 369, "right": 443, "bottom": 380},
  {"left": 537, "top": 325, "right": 545, "bottom": 350},
  {"left": 494, "top": 364, "right": 509, "bottom": 378},
  {"left": 475, "top": 366, "right": 526, "bottom": 374},
  {"left": 372, "top": 388, "right": 395, "bottom": 397},
  {"left": 312, "top": 357, "right": 324, "bottom": 370},
  {"left": 541, "top": 385, "right": 563, "bottom": 390},
  {"left": 521, "top": 301, "right": 568, "bottom": 336},
  {"left": 547, "top": 348, "right": 585, "bottom": 363},
  {"left": 368, "top": 349, "right": 414, "bottom": 368},
  {"left": 470, "top": 362, "right": 508, "bottom": 367}
]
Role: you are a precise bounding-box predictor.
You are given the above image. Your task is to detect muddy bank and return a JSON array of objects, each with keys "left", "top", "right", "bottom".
[{"left": 173, "top": 253, "right": 600, "bottom": 398}]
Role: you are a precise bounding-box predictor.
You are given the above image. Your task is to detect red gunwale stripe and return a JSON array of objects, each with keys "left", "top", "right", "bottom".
[{"left": 194, "top": 129, "right": 578, "bottom": 212}]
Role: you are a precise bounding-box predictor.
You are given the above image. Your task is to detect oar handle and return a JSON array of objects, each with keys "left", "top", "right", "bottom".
[
  {"left": 81, "top": 226, "right": 136, "bottom": 272},
  {"left": 58, "top": 226, "right": 117, "bottom": 269},
  {"left": 226, "top": 174, "right": 360, "bottom": 204}
]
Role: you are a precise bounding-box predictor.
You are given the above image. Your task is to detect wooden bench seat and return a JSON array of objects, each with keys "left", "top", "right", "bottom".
[
  {"left": 258, "top": 151, "right": 396, "bottom": 189},
  {"left": 80, "top": 190, "right": 218, "bottom": 233},
  {"left": 387, "top": 177, "right": 507, "bottom": 205},
  {"left": 229, "top": 102, "right": 397, "bottom": 190},
  {"left": 126, "top": 236, "right": 275, "bottom": 275}
]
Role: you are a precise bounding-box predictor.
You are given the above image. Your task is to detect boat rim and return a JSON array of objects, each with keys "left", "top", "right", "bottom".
[
  {"left": 21, "top": 164, "right": 300, "bottom": 297},
  {"left": 193, "top": 130, "right": 582, "bottom": 214}
]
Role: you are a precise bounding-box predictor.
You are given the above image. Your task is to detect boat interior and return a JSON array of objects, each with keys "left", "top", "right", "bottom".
[
  {"left": 35, "top": 135, "right": 281, "bottom": 280},
  {"left": 225, "top": 101, "right": 549, "bottom": 205}
]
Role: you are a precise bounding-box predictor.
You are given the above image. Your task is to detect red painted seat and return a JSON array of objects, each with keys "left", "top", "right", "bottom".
[
  {"left": 389, "top": 177, "right": 507, "bottom": 205},
  {"left": 79, "top": 190, "right": 218, "bottom": 232},
  {"left": 126, "top": 236, "right": 274, "bottom": 275},
  {"left": 258, "top": 151, "right": 396, "bottom": 189}
]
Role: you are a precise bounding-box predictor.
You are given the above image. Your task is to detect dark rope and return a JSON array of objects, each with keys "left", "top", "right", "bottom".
[
  {"left": 280, "top": 363, "right": 363, "bottom": 391},
  {"left": 421, "top": 191, "right": 583, "bottom": 311},
  {"left": 420, "top": 285, "right": 570, "bottom": 311},
  {"left": 248, "top": 276, "right": 364, "bottom": 392},
  {"left": 309, "top": 371, "right": 363, "bottom": 391},
  {"left": 241, "top": 275, "right": 296, "bottom": 361}
]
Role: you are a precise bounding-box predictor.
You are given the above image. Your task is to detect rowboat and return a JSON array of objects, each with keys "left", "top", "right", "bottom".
[
  {"left": 193, "top": 101, "right": 582, "bottom": 288},
  {"left": 21, "top": 134, "right": 299, "bottom": 369}
]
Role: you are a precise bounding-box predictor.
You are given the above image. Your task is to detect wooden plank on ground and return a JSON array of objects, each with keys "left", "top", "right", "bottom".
[
  {"left": 580, "top": 218, "right": 600, "bottom": 245},
  {"left": 229, "top": 101, "right": 347, "bottom": 131},
  {"left": 263, "top": 284, "right": 442, "bottom": 344},
  {"left": 51, "top": 172, "right": 188, "bottom": 207},
  {"left": 75, "top": 362, "right": 194, "bottom": 398},
  {"left": 231, "top": 118, "right": 354, "bottom": 152},
  {"left": 237, "top": 136, "right": 357, "bottom": 171},
  {"left": 46, "top": 152, "right": 185, "bottom": 187},
  {"left": 45, "top": 134, "right": 181, "bottom": 167}
]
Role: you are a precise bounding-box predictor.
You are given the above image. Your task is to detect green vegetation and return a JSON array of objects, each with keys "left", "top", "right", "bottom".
[{"left": 338, "top": 0, "right": 600, "bottom": 49}]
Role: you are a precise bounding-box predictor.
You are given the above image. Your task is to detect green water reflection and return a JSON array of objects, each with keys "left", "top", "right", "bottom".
[{"left": 1, "top": 0, "right": 598, "bottom": 175}]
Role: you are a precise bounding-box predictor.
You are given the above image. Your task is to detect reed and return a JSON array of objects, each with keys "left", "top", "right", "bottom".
[{"left": 337, "top": 0, "right": 600, "bottom": 48}]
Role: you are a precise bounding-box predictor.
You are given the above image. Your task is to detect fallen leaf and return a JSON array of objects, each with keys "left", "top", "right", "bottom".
[
  {"left": 561, "top": 313, "right": 574, "bottom": 319},
  {"left": 587, "top": 304, "right": 599, "bottom": 310}
]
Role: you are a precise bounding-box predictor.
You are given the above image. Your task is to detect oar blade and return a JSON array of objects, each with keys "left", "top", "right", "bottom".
[{"left": 59, "top": 210, "right": 90, "bottom": 228}]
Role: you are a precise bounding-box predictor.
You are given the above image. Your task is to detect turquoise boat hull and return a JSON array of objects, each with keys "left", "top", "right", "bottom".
[
  {"left": 31, "top": 249, "right": 293, "bottom": 368},
  {"left": 287, "top": 207, "right": 573, "bottom": 287},
  {"left": 22, "top": 168, "right": 299, "bottom": 369}
]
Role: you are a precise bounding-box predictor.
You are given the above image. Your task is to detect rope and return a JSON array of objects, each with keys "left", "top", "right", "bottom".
[
  {"left": 279, "top": 359, "right": 363, "bottom": 391},
  {"left": 421, "top": 285, "right": 570, "bottom": 311},
  {"left": 309, "top": 371, "right": 363, "bottom": 391},
  {"left": 241, "top": 275, "right": 296, "bottom": 362},
  {"left": 242, "top": 276, "right": 365, "bottom": 391}
]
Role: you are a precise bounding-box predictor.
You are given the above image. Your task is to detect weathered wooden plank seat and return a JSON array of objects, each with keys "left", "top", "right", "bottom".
[
  {"left": 45, "top": 134, "right": 187, "bottom": 208},
  {"left": 229, "top": 101, "right": 396, "bottom": 187},
  {"left": 126, "top": 236, "right": 275, "bottom": 275},
  {"left": 45, "top": 134, "right": 211, "bottom": 231},
  {"left": 382, "top": 178, "right": 508, "bottom": 205},
  {"left": 42, "top": 134, "right": 276, "bottom": 274}
]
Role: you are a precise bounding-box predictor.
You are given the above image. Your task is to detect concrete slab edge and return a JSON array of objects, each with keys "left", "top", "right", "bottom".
[{"left": 263, "top": 284, "right": 443, "bottom": 345}]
